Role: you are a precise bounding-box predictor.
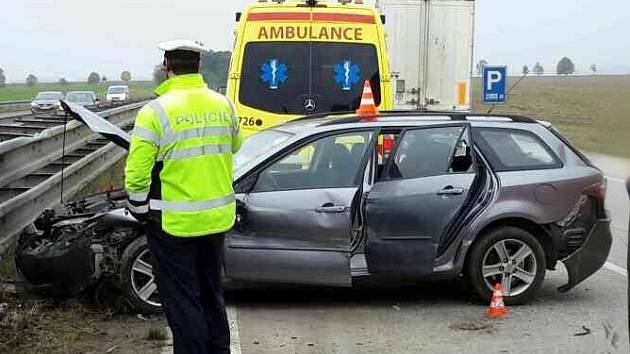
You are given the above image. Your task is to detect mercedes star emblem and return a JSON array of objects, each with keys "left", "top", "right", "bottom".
[{"left": 304, "top": 98, "right": 316, "bottom": 112}]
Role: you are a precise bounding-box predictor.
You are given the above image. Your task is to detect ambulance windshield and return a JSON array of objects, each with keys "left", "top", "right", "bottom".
[{"left": 239, "top": 41, "right": 381, "bottom": 115}]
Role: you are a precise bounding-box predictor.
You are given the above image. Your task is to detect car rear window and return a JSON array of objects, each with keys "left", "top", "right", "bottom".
[
  {"left": 473, "top": 128, "right": 562, "bottom": 171},
  {"left": 239, "top": 41, "right": 381, "bottom": 115}
]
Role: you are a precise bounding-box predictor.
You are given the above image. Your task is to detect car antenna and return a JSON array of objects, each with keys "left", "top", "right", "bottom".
[{"left": 487, "top": 69, "right": 530, "bottom": 114}]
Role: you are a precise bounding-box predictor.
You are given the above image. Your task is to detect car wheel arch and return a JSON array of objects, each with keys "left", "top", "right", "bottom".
[{"left": 463, "top": 217, "right": 557, "bottom": 272}]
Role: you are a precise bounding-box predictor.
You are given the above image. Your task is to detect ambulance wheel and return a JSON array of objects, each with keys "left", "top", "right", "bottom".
[
  {"left": 120, "top": 236, "right": 162, "bottom": 314},
  {"left": 466, "top": 226, "right": 546, "bottom": 305}
]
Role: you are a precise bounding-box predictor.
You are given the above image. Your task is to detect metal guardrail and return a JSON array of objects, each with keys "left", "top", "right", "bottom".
[
  {"left": 0, "top": 142, "right": 127, "bottom": 252},
  {"left": 0, "top": 102, "right": 143, "bottom": 188},
  {"left": 0, "top": 100, "right": 31, "bottom": 113},
  {"left": 0, "top": 101, "right": 145, "bottom": 254},
  {"left": 0, "top": 100, "right": 30, "bottom": 106}
]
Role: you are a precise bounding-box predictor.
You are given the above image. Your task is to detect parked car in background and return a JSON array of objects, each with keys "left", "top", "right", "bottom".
[
  {"left": 62, "top": 91, "right": 99, "bottom": 111},
  {"left": 16, "top": 105, "right": 612, "bottom": 314},
  {"left": 31, "top": 91, "right": 64, "bottom": 115},
  {"left": 106, "top": 85, "right": 130, "bottom": 104}
]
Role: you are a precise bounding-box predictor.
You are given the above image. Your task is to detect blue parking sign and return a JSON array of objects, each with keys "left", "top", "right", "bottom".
[{"left": 482, "top": 66, "right": 507, "bottom": 104}]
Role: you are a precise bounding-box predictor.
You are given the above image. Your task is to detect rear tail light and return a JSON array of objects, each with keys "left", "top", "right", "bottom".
[
  {"left": 583, "top": 179, "right": 607, "bottom": 218},
  {"left": 584, "top": 179, "right": 607, "bottom": 200}
]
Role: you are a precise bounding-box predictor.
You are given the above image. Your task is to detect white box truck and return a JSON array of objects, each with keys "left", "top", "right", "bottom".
[{"left": 376, "top": 0, "right": 475, "bottom": 111}]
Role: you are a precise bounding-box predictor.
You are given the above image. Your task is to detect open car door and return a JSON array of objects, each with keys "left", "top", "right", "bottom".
[
  {"left": 364, "top": 123, "right": 477, "bottom": 276},
  {"left": 225, "top": 130, "right": 375, "bottom": 286}
]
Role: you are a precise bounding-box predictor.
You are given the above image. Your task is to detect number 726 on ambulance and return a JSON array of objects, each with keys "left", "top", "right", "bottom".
[{"left": 227, "top": 0, "right": 393, "bottom": 136}]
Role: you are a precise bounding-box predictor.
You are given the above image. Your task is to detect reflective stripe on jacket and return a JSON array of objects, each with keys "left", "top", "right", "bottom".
[{"left": 125, "top": 74, "right": 243, "bottom": 236}]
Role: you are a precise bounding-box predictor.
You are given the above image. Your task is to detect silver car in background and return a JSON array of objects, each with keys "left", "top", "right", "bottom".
[
  {"left": 63, "top": 91, "right": 100, "bottom": 111},
  {"left": 16, "top": 108, "right": 612, "bottom": 313},
  {"left": 30, "top": 91, "right": 64, "bottom": 115}
]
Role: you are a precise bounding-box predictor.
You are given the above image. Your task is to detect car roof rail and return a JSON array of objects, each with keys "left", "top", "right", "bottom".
[{"left": 290, "top": 110, "right": 541, "bottom": 127}]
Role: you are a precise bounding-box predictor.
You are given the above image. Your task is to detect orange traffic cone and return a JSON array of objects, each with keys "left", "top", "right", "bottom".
[
  {"left": 356, "top": 80, "right": 379, "bottom": 116},
  {"left": 486, "top": 283, "right": 508, "bottom": 318}
]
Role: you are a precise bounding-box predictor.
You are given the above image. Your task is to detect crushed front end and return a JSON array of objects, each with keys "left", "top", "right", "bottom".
[{"left": 15, "top": 190, "right": 140, "bottom": 297}]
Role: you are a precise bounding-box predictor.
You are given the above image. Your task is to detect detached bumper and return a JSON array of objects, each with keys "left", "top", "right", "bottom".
[{"left": 558, "top": 217, "right": 612, "bottom": 293}]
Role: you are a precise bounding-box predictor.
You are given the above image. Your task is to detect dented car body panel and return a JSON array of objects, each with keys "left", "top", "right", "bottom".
[{"left": 16, "top": 105, "right": 612, "bottom": 308}]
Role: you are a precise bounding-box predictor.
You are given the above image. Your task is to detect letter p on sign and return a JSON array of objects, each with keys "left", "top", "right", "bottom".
[
  {"left": 482, "top": 66, "right": 507, "bottom": 105},
  {"left": 487, "top": 71, "right": 502, "bottom": 90}
]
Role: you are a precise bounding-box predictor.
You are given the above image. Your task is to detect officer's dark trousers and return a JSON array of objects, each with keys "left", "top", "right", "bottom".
[{"left": 145, "top": 224, "right": 230, "bottom": 354}]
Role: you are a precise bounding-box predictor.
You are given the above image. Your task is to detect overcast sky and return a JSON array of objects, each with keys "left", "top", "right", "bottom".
[{"left": 1, "top": 0, "right": 629, "bottom": 82}]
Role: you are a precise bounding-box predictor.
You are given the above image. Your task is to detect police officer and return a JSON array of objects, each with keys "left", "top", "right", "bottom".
[{"left": 125, "top": 39, "right": 242, "bottom": 354}]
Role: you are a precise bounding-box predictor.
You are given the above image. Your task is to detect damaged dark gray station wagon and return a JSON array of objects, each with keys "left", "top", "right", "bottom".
[{"left": 16, "top": 106, "right": 612, "bottom": 314}]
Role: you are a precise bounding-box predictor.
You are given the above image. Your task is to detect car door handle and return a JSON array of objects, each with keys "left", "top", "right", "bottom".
[
  {"left": 315, "top": 205, "right": 346, "bottom": 213},
  {"left": 437, "top": 186, "right": 465, "bottom": 196}
]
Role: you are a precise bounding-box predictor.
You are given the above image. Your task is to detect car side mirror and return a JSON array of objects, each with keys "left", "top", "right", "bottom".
[{"left": 234, "top": 172, "right": 259, "bottom": 194}]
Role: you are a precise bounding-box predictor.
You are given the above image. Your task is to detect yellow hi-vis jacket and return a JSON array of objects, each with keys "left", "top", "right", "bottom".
[{"left": 124, "top": 74, "right": 243, "bottom": 237}]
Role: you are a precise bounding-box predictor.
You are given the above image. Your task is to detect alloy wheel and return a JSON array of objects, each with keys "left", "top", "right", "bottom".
[
  {"left": 130, "top": 249, "right": 161, "bottom": 307},
  {"left": 482, "top": 239, "right": 538, "bottom": 297}
]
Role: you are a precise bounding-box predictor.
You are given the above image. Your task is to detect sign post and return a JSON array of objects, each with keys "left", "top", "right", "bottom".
[{"left": 482, "top": 66, "right": 507, "bottom": 105}]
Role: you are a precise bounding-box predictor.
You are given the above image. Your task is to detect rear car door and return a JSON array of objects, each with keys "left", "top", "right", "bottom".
[
  {"left": 365, "top": 123, "right": 477, "bottom": 275},
  {"left": 225, "top": 130, "right": 374, "bottom": 286}
]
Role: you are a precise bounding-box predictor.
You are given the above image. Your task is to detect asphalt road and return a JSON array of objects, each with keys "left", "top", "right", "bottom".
[{"left": 218, "top": 153, "right": 629, "bottom": 354}]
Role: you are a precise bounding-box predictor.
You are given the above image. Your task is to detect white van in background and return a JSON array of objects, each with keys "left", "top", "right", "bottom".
[{"left": 106, "top": 85, "right": 130, "bottom": 104}]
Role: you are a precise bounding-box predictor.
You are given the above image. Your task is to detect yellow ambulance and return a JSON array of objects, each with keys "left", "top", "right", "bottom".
[{"left": 227, "top": 0, "right": 393, "bottom": 136}]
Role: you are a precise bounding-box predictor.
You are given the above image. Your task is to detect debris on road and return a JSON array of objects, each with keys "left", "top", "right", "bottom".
[{"left": 573, "top": 325, "right": 591, "bottom": 336}]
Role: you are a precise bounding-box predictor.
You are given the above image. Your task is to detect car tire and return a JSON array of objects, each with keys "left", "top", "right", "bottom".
[
  {"left": 120, "top": 236, "right": 162, "bottom": 314},
  {"left": 466, "top": 226, "right": 546, "bottom": 305}
]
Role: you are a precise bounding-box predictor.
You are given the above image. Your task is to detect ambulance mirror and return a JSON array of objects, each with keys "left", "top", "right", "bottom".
[{"left": 236, "top": 12, "right": 242, "bottom": 22}]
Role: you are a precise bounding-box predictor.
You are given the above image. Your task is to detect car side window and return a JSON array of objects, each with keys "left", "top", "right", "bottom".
[
  {"left": 386, "top": 126, "right": 467, "bottom": 180},
  {"left": 474, "top": 128, "right": 562, "bottom": 171},
  {"left": 253, "top": 131, "right": 373, "bottom": 192}
]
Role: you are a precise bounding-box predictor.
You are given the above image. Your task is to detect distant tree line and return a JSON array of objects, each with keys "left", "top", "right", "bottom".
[
  {"left": 477, "top": 57, "right": 599, "bottom": 77},
  {"left": 153, "top": 50, "right": 232, "bottom": 90}
]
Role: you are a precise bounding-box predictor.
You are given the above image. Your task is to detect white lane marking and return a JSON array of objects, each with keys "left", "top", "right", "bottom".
[
  {"left": 604, "top": 261, "right": 628, "bottom": 277},
  {"left": 159, "top": 305, "right": 242, "bottom": 354},
  {"left": 606, "top": 176, "right": 627, "bottom": 184},
  {"left": 228, "top": 305, "right": 243, "bottom": 354}
]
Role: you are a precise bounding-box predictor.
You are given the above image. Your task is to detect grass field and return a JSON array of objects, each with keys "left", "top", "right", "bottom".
[
  {"left": 472, "top": 75, "right": 630, "bottom": 159},
  {"left": 0, "top": 81, "right": 156, "bottom": 102}
]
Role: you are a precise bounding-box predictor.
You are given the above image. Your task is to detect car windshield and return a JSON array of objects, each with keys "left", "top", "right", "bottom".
[
  {"left": 239, "top": 41, "right": 381, "bottom": 115},
  {"left": 234, "top": 129, "right": 293, "bottom": 168},
  {"left": 35, "top": 92, "right": 63, "bottom": 100},
  {"left": 108, "top": 87, "right": 126, "bottom": 94},
  {"left": 66, "top": 92, "right": 94, "bottom": 103}
]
